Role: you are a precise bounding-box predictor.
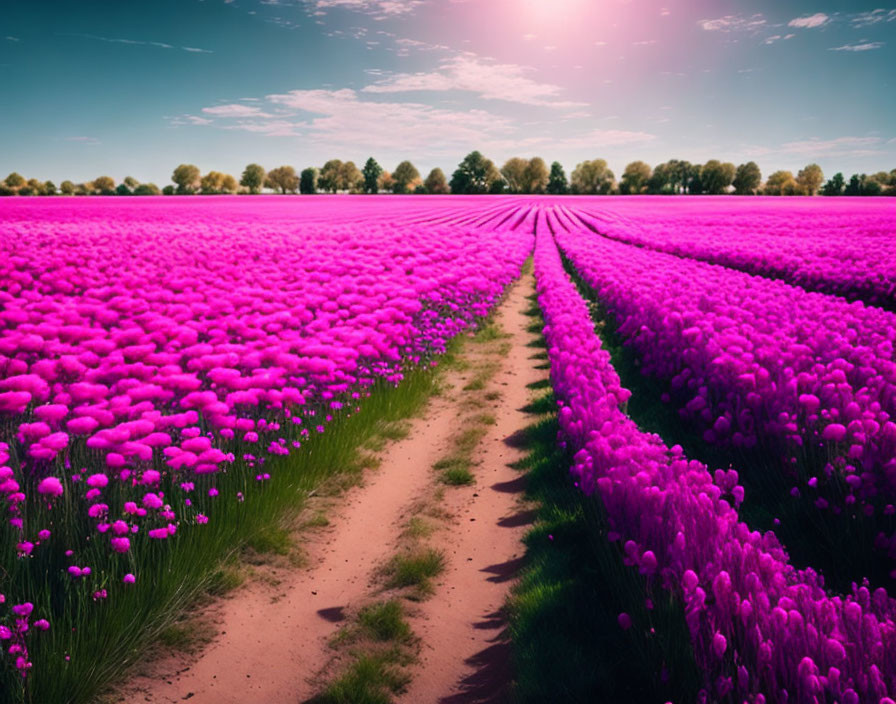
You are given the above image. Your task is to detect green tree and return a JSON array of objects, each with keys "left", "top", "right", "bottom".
[
  {"left": 60, "top": 180, "right": 75, "bottom": 196},
  {"left": 0, "top": 184, "right": 14, "bottom": 196},
  {"left": 620, "top": 161, "right": 652, "bottom": 195},
  {"left": 4, "top": 172, "right": 25, "bottom": 189},
  {"left": 75, "top": 182, "right": 92, "bottom": 196},
  {"left": 362, "top": 157, "right": 383, "bottom": 194},
  {"left": 764, "top": 170, "right": 802, "bottom": 196},
  {"left": 424, "top": 168, "right": 448, "bottom": 194},
  {"left": 133, "top": 183, "right": 161, "bottom": 195},
  {"left": 172, "top": 164, "right": 200, "bottom": 194},
  {"left": 93, "top": 176, "right": 116, "bottom": 194},
  {"left": 201, "top": 171, "right": 226, "bottom": 194},
  {"left": 123, "top": 176, "right": 139, "bottom": 190},
  {"left": 547, "top": 161, "right": 568, "bottom": 194},
  {"left": 318, "top": 160, "right": 343, "bottom": 193},
  {"left": 340, "top": 161, "right": 364, "bottom": 193},
  {"left": 489, "top": 176, "right": 507, "bottom": 194},
  {"left": 115, "top": 183, "right": 132, "bottom": 196},
  {"left": 240, "top": 163, "right": 266, "bottom": 194},
  {"left": 265, "top": 166, "right": 299, "bottom": 194},
  {"left": 392, "top": 160, "right": 421, "bottom": 194},
  {"left": 821, "top": 172, "right": 845, "bottom": 196},
  {"left": 732, "top": 162, "right": 762, "bottom": 195},
  {"left": 501, "top": 157, "right": 529, "bottom": 193},
  {"left": 701, "top": 160, "right": 736, "bottom": 195},
  {"left": 570, "top": 159, "right": 615, "bottom": 194},
  {"left": 27, "top": 178, "right": 45, "bottom": 195},
  {"left": 796, "top": 163, "right": 824, "bottom": 196},
  {"left": 524, "top": 157, "right": 549, "bottom": 194},
  {"left": 221, "top": 174, "right": 238, "bottom": 194},
  {"left": 300, "top": 167, "right": 318, "bottom": 194},
  {"left": 43, "top": 181, "right": 56, "bottom": 196},
  {"left": 450, "top": 151, "right": 497, "bottom": 194},
  {"left": 162, "top": 185, "right": 176, "bottom": 196}
]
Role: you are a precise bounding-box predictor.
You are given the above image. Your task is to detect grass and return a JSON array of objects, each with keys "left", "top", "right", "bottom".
[
  {"left": 357, "top": 601, "right": 413, "bottom": 643},
  {"left": 313, "top": 654, "right": 411, "bottom": 704},
  {"left": 440, "top": 466, "right": 475, "bottom": 486},
  {"left": 156, "top": 619, "right": 217, "bottom": 654},
  {"left": 383, "top": 548, "right": 446, "bottom": 593},
  {"left": 26, "top": 354, "right": 457, "bottom": 704},
  {"left": 401, "top": 517, "right": 434, "bottom": 540}
]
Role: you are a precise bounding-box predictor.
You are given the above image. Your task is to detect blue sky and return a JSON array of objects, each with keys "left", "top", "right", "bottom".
[{"left": 1, "top": 0, "right": 894, "bottom": 185}]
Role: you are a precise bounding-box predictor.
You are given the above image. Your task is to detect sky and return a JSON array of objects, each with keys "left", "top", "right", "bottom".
[{"left": 1, "top": 0, "right": 895, "bottom": 185}]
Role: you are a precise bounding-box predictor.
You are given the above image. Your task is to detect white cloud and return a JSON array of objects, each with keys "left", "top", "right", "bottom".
[
  {"left": 361, "top": 54, "right": 586, "bottom": 108},
  {"left": 764, "top": 33, "right": 795, "bottom": 44},
  {"left": 780, "top": 136, "right": 882, "bottom": 157},
  {"left": 788, "top": 13, "right": 830, "bottom": 28},
  {"left": 632, "top": 39, "right": 658, "bottom": 46},
  {"left": 5, "top": 36, "right": 20, "bottom": 42},
  {"left": 64, "top": 136, "right": 101, "bottom": 145},
  {"left": 182, "top": 46, "right": 213, "bottom": 53},
  {"left": 851, "top": 9, "right": 896, "bottom": 27},
  {"left": 830, "top": 41, "right": 885, "bottom": 51},
  {"left": 699, "top": 14, "right": 766, "bottom": 32},
  {"left": 308, "top": 0, "right": 424, "bottom": 17},
  {"left": 202, "top": 104, "right": 273, "bottom": 118},
  {"left": 263, "top": 88, "right": 514, "bottom": 151}
]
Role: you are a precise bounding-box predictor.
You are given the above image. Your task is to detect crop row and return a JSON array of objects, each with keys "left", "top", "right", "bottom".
[
  {"left": 0, "top": 198, "right": 532, "bottom": 695},
  {"left": 534, "top": 225, "right": 896, "bottom": 702},
  {"left": 562, "top": 197, "right": 896, "bottom": 309},
  {"left": 549, "top": 208, "right": 896, "bottom": 527}
]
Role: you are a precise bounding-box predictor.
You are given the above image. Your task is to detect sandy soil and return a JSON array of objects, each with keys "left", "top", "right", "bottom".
[{"left": 127, "top": 273, "right": 542, "bottom": 704}]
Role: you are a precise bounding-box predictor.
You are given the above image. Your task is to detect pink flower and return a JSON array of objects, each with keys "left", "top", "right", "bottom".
[
  {"left": 38, "top": 529, "right": 50, "bottom": 540},
  {"left": 37, "top": 477, "right": 64, "bottom": 497},
  {"left": 110, "top": 537, "right": 130, "bottom": 553},
  {"left": 33, "top": 619, "right": 49, "bottom": 631},
  {"left": 123, "top": 573, "right": 136, "bottom": 584},
  {"left": 196, "top": 513, "right": 209, "bottom": 524},
  {"left": 86, "top": 473, "right": 109, "bottom": 489},
  {"left": 142, "top": 492, "right": 164, "bottom": 510},
  {"left": 11, "top": 603, "right": 33, "bottom": 617}
]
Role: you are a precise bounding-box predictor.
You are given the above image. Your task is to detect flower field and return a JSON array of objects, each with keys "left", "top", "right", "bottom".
[{"left": 2, "top": 195, "right": 896, "bottom": 702}]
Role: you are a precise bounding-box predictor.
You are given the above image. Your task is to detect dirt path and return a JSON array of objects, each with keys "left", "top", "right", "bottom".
[
  {"left": 129, "top": 273, "right": 542, "bottom": 704},
  {"left": 397, "top": 271, "right": 544, "bottom": 704}
]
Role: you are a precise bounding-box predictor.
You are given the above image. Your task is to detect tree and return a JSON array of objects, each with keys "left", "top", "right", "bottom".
[
  {"left": 764, "top": 170, "right": 802, "bottom": 196},
  {"left": 570, "top": 159, "right": 615, "bottom": 194},
  {"left": 340, "top": 161, "right": 364, "bottom": 193},
  {"left": 424, "top": 168, "right": 448, "bottom": 194},
  {"left": 732, "top": 162, "right": 762, "bottom": 195},
  {"left": 93, "top": 176, "right": 116, "bottom": 195},
  {"left": 75, "top": 182, "right": 92, "bottom": 196},
  {"left": 123, "top": 176, "right": 139, "bottom": 190},
  {"left": 318, "top": 160, "right": 343, "bottom": 193},
  {"left": 300, "top": 168, "right": 318, "bottom": 194},
  {"left": 392, "top": 161, "right": 421, "bottom": 194},
  {"left": 265, "top": 166, "right": 299, "bottom": 194},
  {"left": 115, "top": 183, "right": 132, "bottom": 196},
  {"left": 489, "top": 176, "right": 507, "bottom": 194},
  {"left": 0, "top": 184, "right": 14, "bottom": 196},
  {"left": 240, "top": 163, "right": 266, "bottom": 194},
  {"left": 547, "top": 162, "right": 569, "bottom": 194},
  {"left": 4, "top": 173, "right": 25, "bottom": 189},
  {"left": 162, "top": 185, "right": 176, "bottom": 196},
  {"left": 524, "top": 157, "right": 550, "bottom": 194},
  {"left": 450, "top": 151, "right": 497, "bottom": 194},
  {"left": 501, "top": 157, "right": 529, "bottom": 193},
  {"left": 414, "top": 184, "right": 427, "bottom": 194},
  {"left": 60, "top": 180, "right": 75, "bottom": 196},
  {"left": 43, "top": 181, "right": 56, "bottom": 196},
  {"left": 362, "top": 157, "right": 383, "bottom": 194},
  {"left": 133, "top": 183, "right": 161, "bottom": 195},
  {"left": 378, "top": 171, "right": 394, "bottom": 193},
  {"left": 821, "top": 172, "right": 845, "bottom": 196},
  {"left": 27, "top": 178, "right": 45, "bottom": 195},
  {"left": 201, "top": 171, "right": 226, "bottom": 194},
  {"left": 172, "top": 164, "right": 200, "bottom": 194},
  {"left": 796, "top": 164, "right": 824, "bottom": 196},
  {"left": 701, "top": 160, "right": 736, "bottom": 195},
  {"left": 620, "top": 161, "right": 652, "bottom": 195},
  {"left": 221, "top": 174, "right": 238, "bottom": 194}
]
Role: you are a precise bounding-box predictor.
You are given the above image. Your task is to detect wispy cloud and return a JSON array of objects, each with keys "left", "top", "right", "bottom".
[
  {"left": 5, "top": 36, "right": 20, "bottom": 42},
  {"left": 361, "top": 53, "right": 586, "bottom": 108},
  {"left": 62, "top": 33, "right": 210, "bottom": 53},
  {"left": 780, "top": 135, "right": 883, "bottom": 157},
  {"left": 788, "top": 13, "right": 830, "bottom": 28},
  {"left": 851, "top": 9, "right": 896, "bottom": 27},
  {"left": 764, "top": 33, "right": 796, "bottom": 45},
  {"left": 64, "top": 136, "right": 101, "bottom": 145},
  {"left": 167, "top": 114, "right": 214, "bottom": 126},
  {"left": 830, "top": 41, "right": 885, "bottom": 51},
  {"left": 698, "top": 14, "right": 766, "bottom": 32},
  {"left": 307, "top": 0, "right": 424, "bottom": 18},
  {"left": 202, "top": 104, "right": 273, "bottom": 118}
]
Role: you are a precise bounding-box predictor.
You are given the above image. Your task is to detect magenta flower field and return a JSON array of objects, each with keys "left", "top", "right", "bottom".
[{"left": 1, "top": 195, "right": 896, "bottom": 702}]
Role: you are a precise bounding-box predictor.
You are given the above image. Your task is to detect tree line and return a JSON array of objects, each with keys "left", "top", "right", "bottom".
[{"left": 3, "top": 153, "right": 895, "bottom": 196}]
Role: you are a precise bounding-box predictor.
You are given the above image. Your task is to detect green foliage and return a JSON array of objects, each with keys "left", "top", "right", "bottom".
[
  {"left": 171, "top": 164, "right": 200, "bottom": 194},
  {"left": 570, "top": 159, "right": 615, "bottom": 194},
  {"left": 764, "top": 170, "right": 803, "bottom": 195},
  {"left": 619, "top": 161, "right": 652, "bottom": 195},
  {"left": 700, "top": 159, "right": 736, "bottom": 194},
  {"left": 162, "top": 184, "right": 176, "bottom": 196},
  {"left": 300, "top": 167, "right": 318, "bottom": 194},
  {"left": 315, "top": 654, "right": 410, "bottom": 704},
  {"left": 383, "top": 549, "right": 446, "bottom": 590},
  {"left": 796, "top": 163, "right": 824, "bottom": 196},
  {"left": 4, "top": 172, "right": 25, "bottom": 188},
  {"left": 93, "top": 175, "right": 116, "bottom": 194},
  {"left": 357, "top": 601, "right": 412, "bottom": 643},
  {"left": 115, "top": 183, "right": 131, "bottom": 196},
  {"left": 392, "top": 160, "right": 421, "bottom": 194},
  {"left": 423, "top": 167, "right": 448, "bottom": 194},
  {"left": 733, "top": 161, "right": 762, "bottom": 195},
  {"left": 547, "top": 161, "right": 569, "bottom": 194},
  {"left": 362, "top": 157, "right": 383, "bottom": 194},
  {"left": 60, "top": 180, "right": 75, "bottom": 195},
  {"left": 133, "top": 182, "right": 161, "bottom": 196},
  {"left": 449, "top": 150, "right": 498, "bottom": 194},
  {"left": 240, "top": 163, "right": 266, "bottom": 194},
  {"left": 265, "top": 165, "right": 299, "bottom": 194}
]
